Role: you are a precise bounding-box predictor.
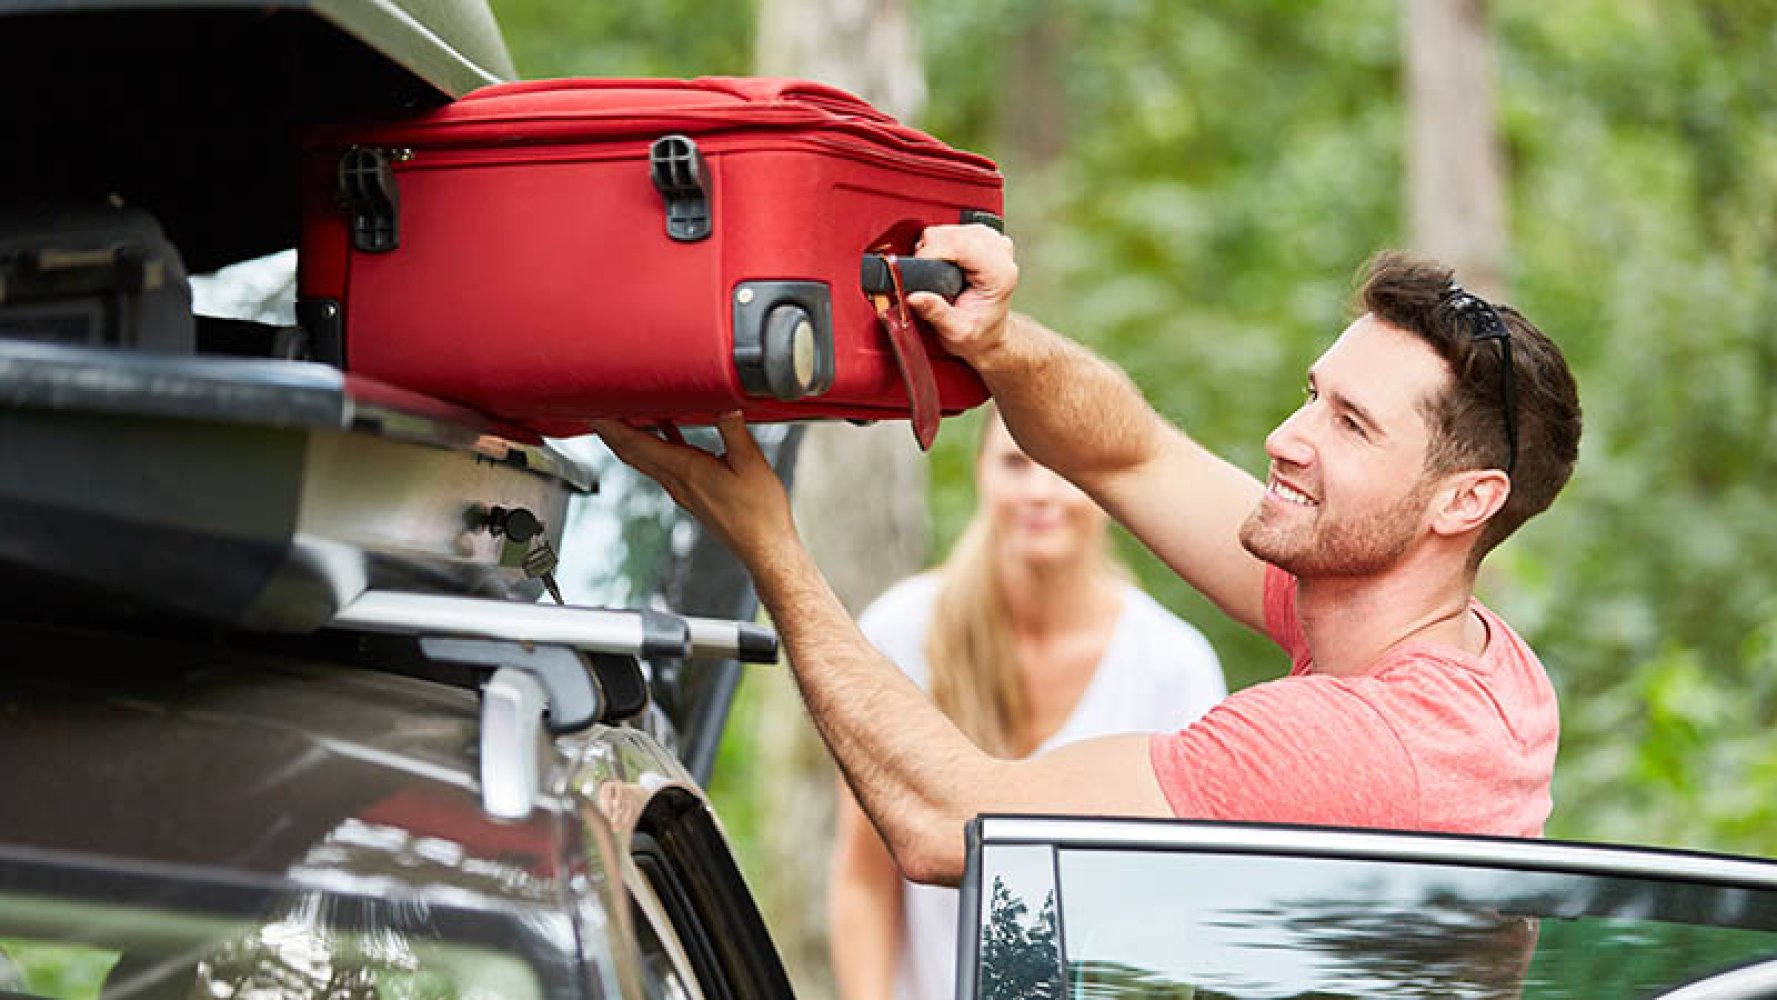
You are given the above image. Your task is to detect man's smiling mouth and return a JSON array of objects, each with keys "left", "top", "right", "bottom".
[{"left": 1268, "top": 478, "right": 1318, "bottom": 507}]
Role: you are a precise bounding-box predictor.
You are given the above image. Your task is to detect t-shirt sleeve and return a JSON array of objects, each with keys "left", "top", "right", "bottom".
[{"left": 1147, "top": 676, "right": 1422, "bottom": 830}]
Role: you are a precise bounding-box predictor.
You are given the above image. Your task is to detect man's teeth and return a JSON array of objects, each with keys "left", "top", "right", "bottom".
[{"left": 1272, "top": 481, "right": 1317, "bottom": 507}]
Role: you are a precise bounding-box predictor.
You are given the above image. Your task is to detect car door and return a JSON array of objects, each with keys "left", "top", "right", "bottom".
[{"left": 960, "top": 816, "right": 1777, "bottom": 1000}]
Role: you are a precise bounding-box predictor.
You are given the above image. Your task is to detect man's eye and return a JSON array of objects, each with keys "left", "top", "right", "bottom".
[
  {"left": 1340, "top": 414, "right": 1368, "bottom": 438},
  {"left": 1303, "top": 384, "right": 1318, "bottom": 402}
]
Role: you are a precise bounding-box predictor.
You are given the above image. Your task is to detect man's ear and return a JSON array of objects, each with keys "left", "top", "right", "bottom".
[{"left": 1429, "top": 469, "right": 1511, "bottom": 539}]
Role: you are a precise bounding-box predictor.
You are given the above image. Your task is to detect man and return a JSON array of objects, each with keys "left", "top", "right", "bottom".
[{"left": 594, "top": 225, "right": 1582, "bottom": 887}]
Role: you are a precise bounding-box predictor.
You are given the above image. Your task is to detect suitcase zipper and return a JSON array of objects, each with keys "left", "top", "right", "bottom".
[{"left": 384, "top": 136, "right": 994, "bottom": 186}]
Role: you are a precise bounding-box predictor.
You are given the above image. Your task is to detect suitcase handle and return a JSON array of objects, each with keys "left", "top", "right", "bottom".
[{"left": 860, "top": 254, "right": 964, "bottom": 300}]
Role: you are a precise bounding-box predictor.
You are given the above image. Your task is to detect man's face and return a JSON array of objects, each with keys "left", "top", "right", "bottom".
[{"left": 1239, "top": 315, "right": 1450, "bottom": 578}]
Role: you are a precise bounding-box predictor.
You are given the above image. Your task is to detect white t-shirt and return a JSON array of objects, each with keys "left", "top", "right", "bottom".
[{"left": 855, "top": 572, "right": 1227, "bottom": 1000}]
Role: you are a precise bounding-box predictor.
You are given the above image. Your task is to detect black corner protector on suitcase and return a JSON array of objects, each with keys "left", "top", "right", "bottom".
[
  {"left": 339, "top": 147, "right": 402, "bottom": 253},
  {"left": 960, "top": 209, "right": 1004, "bottom": 233},
  {"left": 650, "top": 135, "right": 712, "bottom": 242},
  {"left": 297, "top": 297, "right": 345, "bottom": 367},
  {"left": 732, "top": 281, "right": 834, "bottom": 401}
]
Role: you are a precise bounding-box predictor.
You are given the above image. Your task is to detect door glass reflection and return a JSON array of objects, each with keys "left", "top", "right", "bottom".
[
  {"left": 977, "top": 843, "right": 1064, "bottom": 1000},
  {"left": 1053, "top": 849, "right": 1777, "bottom": 1000}
]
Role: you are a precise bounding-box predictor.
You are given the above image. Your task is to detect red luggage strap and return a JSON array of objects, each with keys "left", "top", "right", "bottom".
[{"left": 869, "top": 254, "right": 941, "bottom": 451}]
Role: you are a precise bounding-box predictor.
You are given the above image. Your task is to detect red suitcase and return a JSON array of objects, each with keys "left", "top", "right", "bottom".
[{"left": 298, "top": 76, "right": 1002, "bottom": 446}]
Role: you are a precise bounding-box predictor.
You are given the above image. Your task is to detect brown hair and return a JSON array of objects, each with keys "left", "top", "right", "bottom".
[
  {"left": 1357, "top": 251, "right": 1582, "bottom": 558},
  {"left": 922, "top": 406, "right": 1122, "bottom": 758}
]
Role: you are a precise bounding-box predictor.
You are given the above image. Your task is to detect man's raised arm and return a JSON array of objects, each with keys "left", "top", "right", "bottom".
[
  {"left": 909, "top": 225, "right": 1270, "bottom": 632},
  {"left": 592, "top": 416, "right": 1172, "bottom": 886}
]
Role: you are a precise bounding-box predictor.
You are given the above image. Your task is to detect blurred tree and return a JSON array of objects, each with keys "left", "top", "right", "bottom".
[
  {"left": 1406, "top": 0, "right": 1508, "bottom": 296},
  {"left": 1491, "top": 0, "right": 1777, "bottom": 852},
  {"left": 918, "top": 0, "right": 1777, "bottom": 854},
  {"left": 491, "top": 0, "right": 752, "bottom": 78}
]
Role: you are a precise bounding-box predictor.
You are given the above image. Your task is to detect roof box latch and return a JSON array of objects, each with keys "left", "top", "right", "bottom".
[
  {"left": 649, "top": 135, "right": 712, "bottom": 243},
  {"left": 339, "top": 146, "right": 404, "bottom": 253}
]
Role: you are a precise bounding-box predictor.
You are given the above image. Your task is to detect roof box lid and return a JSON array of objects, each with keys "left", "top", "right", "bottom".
[{"left": 0, "top": 0, "right": 517, "bottom": 272}]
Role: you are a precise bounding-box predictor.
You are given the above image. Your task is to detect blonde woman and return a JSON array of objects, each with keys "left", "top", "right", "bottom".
[{"left": 828, "top": 406, "right": 1225, "bottom": 1000}]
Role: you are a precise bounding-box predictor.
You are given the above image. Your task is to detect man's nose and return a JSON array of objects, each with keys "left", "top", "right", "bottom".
[{"left": 1265, "top": 407, "right": 1314, "bottom": 468}]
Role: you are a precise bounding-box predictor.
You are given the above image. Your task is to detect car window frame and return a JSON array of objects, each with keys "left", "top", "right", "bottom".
[{"left": 960, "top": 815, "right": 1777, "bottom": 1000}]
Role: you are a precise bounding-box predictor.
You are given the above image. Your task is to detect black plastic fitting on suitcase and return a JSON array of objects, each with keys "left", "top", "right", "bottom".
[
  {"left": 339, "top": 147, "right": 401, "bottom": 253},
  {"left": 649, "top": 135, "right": 712, "bottom": 242},
  {"left": 959, "top": 209, "right": 1005, "bottom": 232},
  {"left": 731, "top": 280, "right": 834, "bottom": 401},
  {"left": 295, "top": 298, "right": 344, "bottom": 366}
]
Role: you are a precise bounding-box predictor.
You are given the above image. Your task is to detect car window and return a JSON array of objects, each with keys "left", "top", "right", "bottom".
[
  {"left": 968, "top": 822, "right": 1777, "bottom": 1000},
  {"left": 972, "top": 844, "right": 1065, "bottom": 1000}
]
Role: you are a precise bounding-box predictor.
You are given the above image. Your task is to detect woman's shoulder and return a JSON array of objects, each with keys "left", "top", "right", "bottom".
[
  {"left": 1117, "top": 583, "right": 1206, "bottom": 638},
  {"left": 858, "top": 571, "right": 944, "bottom": 636},
  {"left": 1113, "top": 583, "right": 1224, "bottom": 677}
]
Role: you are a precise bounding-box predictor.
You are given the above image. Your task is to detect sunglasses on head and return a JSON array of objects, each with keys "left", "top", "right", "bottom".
[{"left": 1441, "top": 283, "right": 1518, "bottom": 475}]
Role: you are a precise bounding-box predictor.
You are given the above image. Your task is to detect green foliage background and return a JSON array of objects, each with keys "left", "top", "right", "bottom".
[{"left": 494, "top": 0, "right": 1777, "bottom": 854}]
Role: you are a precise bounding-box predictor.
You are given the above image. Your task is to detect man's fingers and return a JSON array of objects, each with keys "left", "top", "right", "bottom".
[
  {"left": 713, "top": 412, "right": 769, "bottom": 475},
  {"left": 592, "top": 419, "right": 698, "bottom": 486},
  {"left": 906, "top": 291, "right": 956, "bottom": 330},
  {"left": 917, "top": 224, "right": 1013, "bottom": 269}
]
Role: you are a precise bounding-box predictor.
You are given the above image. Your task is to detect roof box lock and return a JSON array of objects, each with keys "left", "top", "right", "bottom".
[
  {"left": 338, "top": 146, "right": 404, "bottom": 253},
  {"left": 649, "top": 135, "right": 712, "bottom": 242},
  {"left": 475, "top": 505, "right": 564, "bottom": 604}
]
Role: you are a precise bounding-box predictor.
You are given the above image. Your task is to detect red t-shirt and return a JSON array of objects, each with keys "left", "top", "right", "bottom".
[{"left": 1149, "top": 566, "right": 1558, "bottom": 837}]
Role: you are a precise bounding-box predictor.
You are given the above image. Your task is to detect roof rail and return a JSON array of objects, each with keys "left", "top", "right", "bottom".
[
  {"left": 416, "top": 637, "right": 611, "bottom": 821},
  {"left": 330, "top": 590, "right": 779, "bottom": 664}
]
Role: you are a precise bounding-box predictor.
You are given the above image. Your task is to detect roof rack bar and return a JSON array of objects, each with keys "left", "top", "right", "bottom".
[
  {"left": 331, "top": 590, "right": 691, "bottom": 660},
  {"left": 684, "top": 616, "right": 779, "bottom": 664},
  {"left": 330, "top": 590, "right": 781, "bottom": 664}
]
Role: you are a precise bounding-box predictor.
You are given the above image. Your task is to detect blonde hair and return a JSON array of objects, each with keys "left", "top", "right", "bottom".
[{"left": 922, "top": 408, "right": 1121, "bottom": 758}]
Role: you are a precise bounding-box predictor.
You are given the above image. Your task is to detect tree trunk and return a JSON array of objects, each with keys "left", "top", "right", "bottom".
[
  {"left": 755, "top": 0, "right": 926, "bottom": 120},
  {"left": 738, "top": 5, "right": 931, "bottom": 1000},
  {"left": 1405, "top": 0, "right": 1508, "bottom": 298},
  {"left": 998, "top": 0, "right": 1071, "bottom": 173}
]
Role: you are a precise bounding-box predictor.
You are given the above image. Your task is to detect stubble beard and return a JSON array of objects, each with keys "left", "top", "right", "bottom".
[{"left": 1239, "top": 478, "right": 1434, "bottom": 579}]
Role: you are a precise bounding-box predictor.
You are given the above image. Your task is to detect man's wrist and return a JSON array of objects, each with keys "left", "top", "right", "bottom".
[
  {"left": 967, "top": 313, "right": 1053, "bottom": 386},
  {"left": 738, "top": 526, "right": 818, "bottom": 611}
]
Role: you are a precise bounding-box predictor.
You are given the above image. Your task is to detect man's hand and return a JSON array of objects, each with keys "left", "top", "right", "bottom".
[
  {"left": 906, "top": 223, "right": 1019, "bottom": 368},
  {"left": 591, "top": 413, "right": 796, "bottom": 565}
]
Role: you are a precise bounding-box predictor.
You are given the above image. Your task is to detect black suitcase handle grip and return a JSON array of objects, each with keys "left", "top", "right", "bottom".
[{"left": 860, "top": 254, "right": 966, "bottom": 300}]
